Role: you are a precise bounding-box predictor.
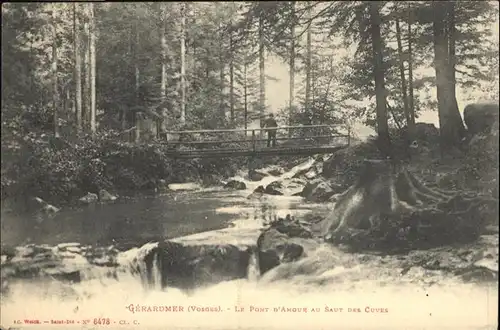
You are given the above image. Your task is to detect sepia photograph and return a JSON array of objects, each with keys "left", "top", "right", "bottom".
[{"left": 1, "top": 1, "right": 498, "bottom": 329}]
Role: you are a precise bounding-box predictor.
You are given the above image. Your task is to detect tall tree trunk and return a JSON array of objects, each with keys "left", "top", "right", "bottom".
[
  {"left": 134, "top": 21, "right": 140, "bottom": 108},
  {"left": 229, "top": 24, "right": 235, "bottom": 126},
  {"left": 305, "top": 7, "right": 312, "bottom": 125},
  {"left": 73, "top": 3, "right": 82, "bottom": 135},
  {"left": 258, "top": 16, "right": 266, "bottom": 134},
  {"left": 219, "top": 62, "right": 225, "bottom": 125},
  {"left": 29, "top": 39, "right": 34, "bottom": 95},
  {"left": 369, "top": 1, "right": 390, "bottom": 158},
  {"left": 288, "top": 1, "right": 296, "bottom": 133},
  {"left": 123, "top": 22, "right": 133, "bottom": 131},
  {"left": 83, "top": 8, "right": 90, "bottom": 132},
  {"left": 407, "top": 5, "right": 415, "bottom": 127},
  {"left": 433, "top": 1, "right": 463, "bottom": 151},
  {"left": 218, "top": 8, "right": 225, "bottom": 126},
  {"left": 395, "top": 17, "right": 413, "bottom": 142},
  {"left": 64, "top": 88, "right": 71, "bottom": 126},
  {"left": 160, "top": 3, "right": 168, "bottom": 132},
  {"left": 52, "top": 8, "right": 59, "bottom": 138},
  {"left": 180, "top": 3, "right": 186, "bottom": 125},
  {"left": 244, "top": 61, "right": 248, "bottom": 130},
  {"left": 446, "top": 0, "right": 466, "bottom": 140},
  {"left": 89, "top": 3, "right": 96, "bottom": 137},
  {"left": 188, "top": 3, "right": 196, "bottom": 98}
]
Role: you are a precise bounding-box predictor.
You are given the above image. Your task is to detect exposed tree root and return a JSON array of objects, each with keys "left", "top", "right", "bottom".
[{"left": 319, "top": 159, "right": 498, "bottom": 252}]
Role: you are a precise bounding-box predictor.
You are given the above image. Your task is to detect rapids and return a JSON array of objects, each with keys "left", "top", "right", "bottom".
[{"left": 1, "top": 158, "right": 498, "bottom": 330}]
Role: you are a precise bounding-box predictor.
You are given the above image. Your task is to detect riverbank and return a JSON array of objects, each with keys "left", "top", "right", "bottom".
[{"left": 0, "top": 133, "right": 242, "bottom": 214}]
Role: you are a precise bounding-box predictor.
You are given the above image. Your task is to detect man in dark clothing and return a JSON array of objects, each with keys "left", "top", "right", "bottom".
[{"left": 263, "top": 114, "right": 278, "bottom": 147}]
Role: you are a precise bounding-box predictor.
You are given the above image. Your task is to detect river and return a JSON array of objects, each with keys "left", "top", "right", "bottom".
[{"left": 0, "top": 160, "right": 498, "bottom": 330}]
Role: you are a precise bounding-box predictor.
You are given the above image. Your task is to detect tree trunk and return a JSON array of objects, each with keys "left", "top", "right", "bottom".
[
  {"left": 219, "top": 62, "right": 225, "bottom": 125},
  {"left": 124, "top": 22, "right": 133, "bottom": 131},
  {"left": 369, "top": 2, "right": 390, "bottom": 158},
  {"left": 244, "top": 61, "right": 248, "bottom": 130},
  {"left": 73, "top": 3, "right": 83, "bottom": 135},
  {"left": 52, "top": 8, "right": 59, "bottom": 138},
  {"left": 218, "top": 10, "right": 225, "bottom": 126},
  {"left": 259, "top": 17, "right": 266, "bottom": 134},
  {"left": 89, "top": 3, "right": 96, "bottom": 137},
  {"left": 432, "top": 1, "right": 463, "bottom": 151},
  {"left": 395, "top": 17, "right": 413, "bottom": 143},
  {"left": 180, "top": 3, "right": 186, "bottom": 125},
  {"left": 229, "top": 24, "right": 235, "bottom": 126},
  {"left": 288, "top": 1, "right": 296, "bottom": 133},
  {"left": 407, "top": 6, "right": 415, "bottom": 127},
  {"left": 446, "top": 0, "right": 466, "bottom": 140},
  {"left": 160, "top": 3, "right": 168, "bottom": 132},
  {"left": 134, "top": 21, "right": 140, "bottom": 107},
  {"left": 64, "top": 88, "right": 71, "bottom": 128},
  {"left": 305, "top": 7, "right": 312, "bottom": 125},
  {"left": 83, "top": 9, "right": 90, "bottom": 132}
]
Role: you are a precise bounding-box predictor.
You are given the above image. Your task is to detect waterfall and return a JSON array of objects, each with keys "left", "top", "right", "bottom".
[
  {"left": 117, "top": 242, "right": 163, "bottom": 290},
  {"left": 246, "top": 250, "right": 260, "bottom": 282},
  {"left": 150, "top": 251, "right": 163, "bottom": 290}
]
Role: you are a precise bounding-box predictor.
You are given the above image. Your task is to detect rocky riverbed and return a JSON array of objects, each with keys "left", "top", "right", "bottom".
[{"left": 1, "top": 116, "right": 499, "bottom": 329}]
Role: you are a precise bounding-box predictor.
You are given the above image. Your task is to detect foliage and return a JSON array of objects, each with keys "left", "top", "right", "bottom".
[{"left": 1, "top": 130, "right": 245, "bottom": 207}]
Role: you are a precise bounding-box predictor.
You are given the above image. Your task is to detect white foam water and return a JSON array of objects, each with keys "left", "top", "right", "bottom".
[
  {"left": 1, "top": 242, "right": 497, "bottom": 330},
  {"left": 228, "top": 157, "right": 317, "bottom": 193}
]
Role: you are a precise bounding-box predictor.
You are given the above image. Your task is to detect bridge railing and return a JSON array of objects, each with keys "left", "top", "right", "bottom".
[{"left": 163, "top": 124, "right": 350, "bottom": 152}]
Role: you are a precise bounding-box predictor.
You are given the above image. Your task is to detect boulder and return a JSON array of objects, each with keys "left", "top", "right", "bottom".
[
  {"left": 281, "top": 178, "right": 307, "bottom": 196},
  {"left": 299, "top": 178, "right": 337, "bottom": 202},
  {"left": 1, "top": 244, "right": 86, "bottom": 286},
  {"left": 224, "top": 180, "right": 247, "bottom": 190},
  {"left": 291, "top": 167, "right": 309, "bottom": 179},
  {"left": 247, "top": 185, "right": 265, "bottom": 199},
  {"left": 79, "top": 192, "right": 98, "bottom": 204},
  {"left": 45, "top": 268, "right": 81, "bottom": 283},
  {"left": 255, "top": 215, "right": 314, "bottom": 275},
  {"left": 398, "top": 235, "right": 499, "bottom": 283},
  {"left": 139, "top": 241, "right": 252, "bottom": 290},
  {"left": 304, "top": 167, "right": 319, "bottom": 180},
  {"left": 268, "top": 168, "right": 284, "bottom": 176},
  {"left": 267, "top": 215, "right": 314, "bottom": 239},
  {"left": 42, "top": 204, "right": 60, "bottom": 214},
  {"left": 84, "top": 246, "right": 120, "bottom": 267},
  {"left": 256, "top": 228, "right": 305, "bottom": 275},
  {"left": 264, "top": 181, "right": 284, "bottom": 195},
  {"left": 156, "top": 179, "right": 169, "bottom": 192},
  {"left": 99, "top": 189, "right": 118, "bottom": 202},
  {"left": 248, "top": 169, "right": 268, "bottom": 182},
  {"left": 463, "top": 103, "right": 499, "bottom": 136},
  {"left": 414, "top": 123, "right": 440, "bottom": 142},
  {"left": 399, "top": 123, "right": 440, "bottom": 146},
  {"left": 29, "top": 197, "right": 60, "bottom": 214}
]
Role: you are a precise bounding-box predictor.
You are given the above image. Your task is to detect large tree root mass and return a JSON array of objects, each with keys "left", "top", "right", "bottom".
[{"left": 318, "top": 159, "right": 498, "bottom": 253}]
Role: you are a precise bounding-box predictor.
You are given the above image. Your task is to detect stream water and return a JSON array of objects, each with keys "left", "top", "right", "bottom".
[{"left": 0, "top": 159, "right": 498, "bottom": 330}]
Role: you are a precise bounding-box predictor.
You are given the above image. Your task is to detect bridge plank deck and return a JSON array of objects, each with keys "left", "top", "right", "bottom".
[
  {"left": 126, "top": 124, "right": 351, "bottom": 158},
  {"left": 167, "top": 145, "right": 347, "bottom": 158}
]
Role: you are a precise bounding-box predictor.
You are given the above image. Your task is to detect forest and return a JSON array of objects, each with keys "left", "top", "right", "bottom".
[{"left": 1, "top": 1, "right": 499, "bottom": 209}]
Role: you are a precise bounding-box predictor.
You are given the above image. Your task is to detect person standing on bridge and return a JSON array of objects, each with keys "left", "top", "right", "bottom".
[{"left": 263, "top": 113, "right": 278, "bottom": 147}]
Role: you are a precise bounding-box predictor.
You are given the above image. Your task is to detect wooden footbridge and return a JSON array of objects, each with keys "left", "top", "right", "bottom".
[
  {"left": 125, "top": 124, "right": 351, "bottom": 158},
  {"left": 167, "top": 125, "right": 350, "bottom": 158}
]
